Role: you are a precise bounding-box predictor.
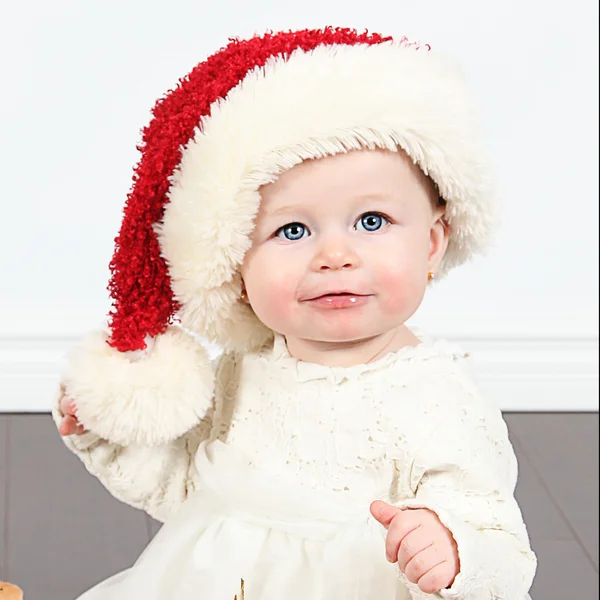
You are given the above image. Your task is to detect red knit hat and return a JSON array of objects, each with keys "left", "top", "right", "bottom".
[{"left": 61, "top": 28, "right": 495, "bottom": 446}]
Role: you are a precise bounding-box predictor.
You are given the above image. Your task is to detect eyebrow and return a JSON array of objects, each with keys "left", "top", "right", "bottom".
[
  {"left": 352, "top": 192, "right": 404, "bottom": 204},
  {"left": 261, "top": 204, "right": 304, "bottom": 219},
  {"left": 259, "top": 191, "right": 406, "bottom": 224}
]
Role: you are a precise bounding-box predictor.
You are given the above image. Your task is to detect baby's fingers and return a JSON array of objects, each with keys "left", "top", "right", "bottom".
[
  {"left": 59, "top": 415, "right": 88, "bottom": 436},
  {"left": 58, "top": 415, "right": 79, "bottom": 436},
  {"left": 75, "top": 422, "right": 87, "bottom": 435},
  {"left": 385, "top": 516, "right": 421, "bottom": 563},
  {"left": 417, "top": 560, "right": 456, "bottom": 594},
  {"left": 59, "top": 394, "right": 77, "bottom": 417}
]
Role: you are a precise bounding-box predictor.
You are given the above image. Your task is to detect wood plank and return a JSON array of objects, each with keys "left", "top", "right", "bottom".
[
  {"left": 529, "top": 540, "right": 599, "bottom": 599},
  {"left": 510, "top": 434, "right": 574, "bottom": 542},
  {"left": 505, "top": 412, "right": 599, "bottom": 568},
  {"left": 146, "top": 515, "right": 162, "bottom": 540}
]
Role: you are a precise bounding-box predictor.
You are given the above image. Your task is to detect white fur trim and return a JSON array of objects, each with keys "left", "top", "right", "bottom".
[
  {"left": 159, "top": 42, "right": 496, "bottom": 351},
  {"left": 63, "top": 327, "right": 215, "bottom": 446}
]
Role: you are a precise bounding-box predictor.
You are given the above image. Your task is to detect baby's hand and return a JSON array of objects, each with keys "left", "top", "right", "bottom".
[
  {"left": 58, "top": 389, "right": 88, "bottom": 436},
  {"left": 370, "top": 500, "right": 459, "bottom": 594}
]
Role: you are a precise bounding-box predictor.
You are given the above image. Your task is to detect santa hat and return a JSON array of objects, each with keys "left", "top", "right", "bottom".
[{"left": 62, "top": 28, "right": 496, "bottom": 446}]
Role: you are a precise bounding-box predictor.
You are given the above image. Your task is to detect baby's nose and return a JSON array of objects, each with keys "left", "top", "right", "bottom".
[{"left": 310, "top": 236, "right": 361, "bottom": 271}]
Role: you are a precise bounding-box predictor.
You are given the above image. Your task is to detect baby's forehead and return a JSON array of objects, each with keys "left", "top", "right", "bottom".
[{"left": 257, "top": 149, "right": 433, "bottom": 214}]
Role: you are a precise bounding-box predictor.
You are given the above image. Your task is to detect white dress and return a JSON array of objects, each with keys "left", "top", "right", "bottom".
[{"left": 56, "top": 334, "right": 537, "bottom": 599}]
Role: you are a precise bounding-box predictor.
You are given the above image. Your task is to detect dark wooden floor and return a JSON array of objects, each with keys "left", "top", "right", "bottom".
[{"left": 1, "top": 413, "right": 598, "bottom": 600}]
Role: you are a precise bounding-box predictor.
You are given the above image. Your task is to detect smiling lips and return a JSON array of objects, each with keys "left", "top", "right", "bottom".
[{"left": 302, "top": 291, "right": 372, "bottom": 309}]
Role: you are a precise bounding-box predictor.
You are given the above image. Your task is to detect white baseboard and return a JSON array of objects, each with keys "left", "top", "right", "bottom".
[{"left": 0, "top": 332, "right": 598, "bottom": 412}]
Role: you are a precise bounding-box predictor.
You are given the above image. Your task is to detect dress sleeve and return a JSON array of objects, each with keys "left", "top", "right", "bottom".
[
  {"left": 53, "top": 389, "right": 213, "bottom": 523},
  {"left": 52, "top": 325, "right": 220, "bottom": 522},
  {"left": 397, "top": 374, "right": 537, "bottom": 599}
]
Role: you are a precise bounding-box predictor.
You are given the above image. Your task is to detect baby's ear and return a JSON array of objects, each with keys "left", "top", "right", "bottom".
[
  {"left": 61, "top": 327, "right": 215, "bottom": 446},
  {"left": 428, "top": 213, "right": 450, "bottom": 272}
]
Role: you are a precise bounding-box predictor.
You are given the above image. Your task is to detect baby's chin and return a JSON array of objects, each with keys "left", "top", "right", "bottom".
[{"left": 278, "top": 326, "right": 397, "bottom": 346}]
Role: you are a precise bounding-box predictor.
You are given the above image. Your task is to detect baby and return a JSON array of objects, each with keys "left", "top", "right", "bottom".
[{"left": 55, "top": 28, "right": 536, "bottom": 599}]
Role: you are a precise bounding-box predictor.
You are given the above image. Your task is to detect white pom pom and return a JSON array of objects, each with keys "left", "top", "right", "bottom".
[{"left": 63, "top": 327, "right": 215, "bottom": 446}]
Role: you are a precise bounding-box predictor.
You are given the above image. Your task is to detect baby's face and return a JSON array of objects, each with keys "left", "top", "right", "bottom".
[{"left": 241, "top": 149, "right": 447, "bottom": 345}]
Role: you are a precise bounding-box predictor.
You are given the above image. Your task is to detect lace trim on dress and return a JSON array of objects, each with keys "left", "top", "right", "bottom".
[{"left": 262, "top": 332, "right": 467, "bottom": 383}]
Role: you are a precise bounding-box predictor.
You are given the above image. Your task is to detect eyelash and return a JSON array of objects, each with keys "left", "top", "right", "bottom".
[{"left": 274, "top": 212, "right": 392, "bottom": 241}]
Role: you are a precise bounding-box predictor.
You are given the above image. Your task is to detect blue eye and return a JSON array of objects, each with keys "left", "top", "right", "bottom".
[
  {"left": 356, "top": 213, "right": 389, "bottom": 232},
  {"left": 276, "top": 222, "right": 309, "bottom": 241}
]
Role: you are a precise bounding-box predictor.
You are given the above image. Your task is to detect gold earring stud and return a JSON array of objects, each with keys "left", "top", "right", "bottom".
[
  {"left": 428, "top": 272, "right": 436, "bottom": 281},
  {"left": 240, "top": 289, "right": 247, "bottom": 300}
]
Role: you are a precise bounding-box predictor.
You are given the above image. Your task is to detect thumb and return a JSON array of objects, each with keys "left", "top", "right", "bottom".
[{"left": 370, "top": 500, "right": 402, "bottom": 529}]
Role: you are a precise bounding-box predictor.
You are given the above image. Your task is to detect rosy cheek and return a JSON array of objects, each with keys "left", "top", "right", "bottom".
[
  {"left": 375, "top": 263, "right": 423, "bottom": 316},
  {"left": 250, "top": 274, "right": 299, "bottom": 329}
]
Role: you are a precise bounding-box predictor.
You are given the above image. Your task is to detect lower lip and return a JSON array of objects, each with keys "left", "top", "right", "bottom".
[{"left": 305, "top": 294, "right": 371, "bottom": 309}]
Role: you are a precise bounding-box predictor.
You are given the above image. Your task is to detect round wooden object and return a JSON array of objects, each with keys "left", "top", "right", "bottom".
[{"left": 0, "top": 582, "right": 23, "bottom": 600}]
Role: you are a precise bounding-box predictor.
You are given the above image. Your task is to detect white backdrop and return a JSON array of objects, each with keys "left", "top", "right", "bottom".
[{"left": 0, "top": 0, "right": 598, "bottom": 410}]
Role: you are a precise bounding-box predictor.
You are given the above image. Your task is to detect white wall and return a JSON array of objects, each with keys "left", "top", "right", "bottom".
[{"left": 0, "top": 0, "right": 598, "bottom": 411}]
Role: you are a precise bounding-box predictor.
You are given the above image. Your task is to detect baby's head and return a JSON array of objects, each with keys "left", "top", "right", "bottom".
[
  {"left": 105, "top": 28, "right": 495, "bottom": 355},
  {"left": 241, "top": 148, "right": 448, "bottom": 346}
]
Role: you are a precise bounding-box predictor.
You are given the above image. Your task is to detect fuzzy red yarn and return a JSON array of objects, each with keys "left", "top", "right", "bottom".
[{"left": 108, "top": 28, "right": 393, "bottom": 352}]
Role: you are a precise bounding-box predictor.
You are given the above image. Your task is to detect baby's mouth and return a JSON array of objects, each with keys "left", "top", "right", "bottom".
[{"left": 302, "top": 292, "right": 372, "bottom": 308}]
